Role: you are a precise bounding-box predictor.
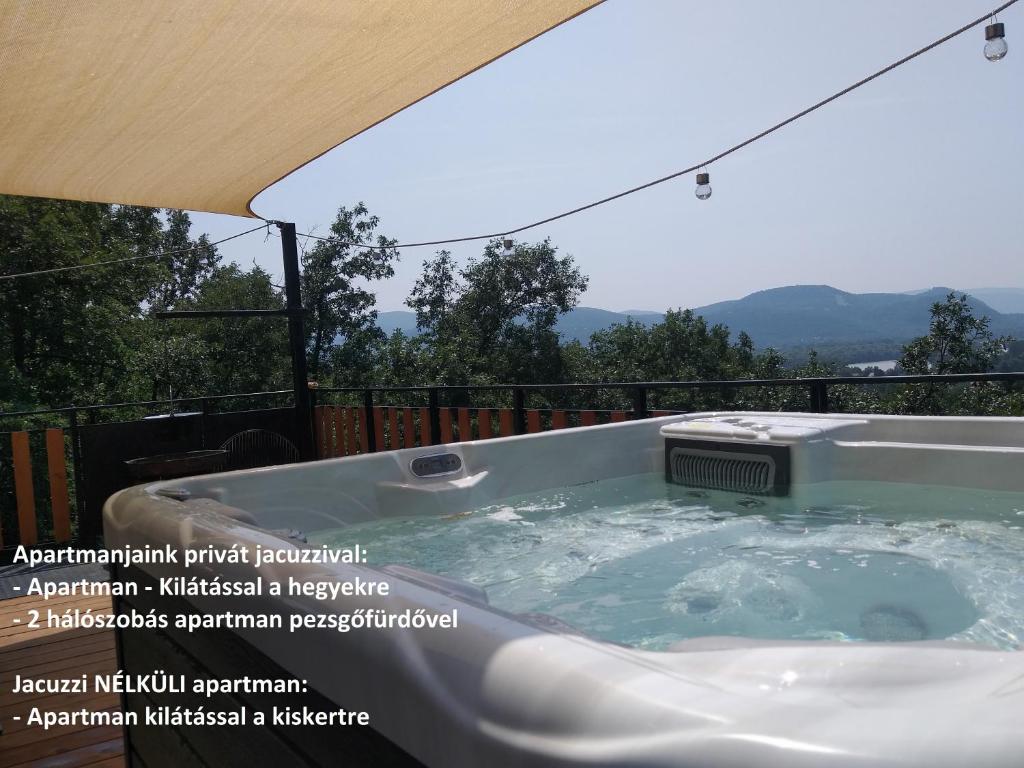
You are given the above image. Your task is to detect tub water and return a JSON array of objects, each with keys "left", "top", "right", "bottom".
[{"left": 311, "top": 474, "right": 1024, "bottom": 651}]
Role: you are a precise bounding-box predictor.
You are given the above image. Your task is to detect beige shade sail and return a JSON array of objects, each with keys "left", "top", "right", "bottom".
[{"left": 0, "top": 0, "right": 600, "bottom": 218}]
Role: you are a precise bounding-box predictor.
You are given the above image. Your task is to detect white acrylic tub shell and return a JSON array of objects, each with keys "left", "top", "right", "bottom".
[{"left": 104, "top": 413, "right": 1024, "bottom": 767}]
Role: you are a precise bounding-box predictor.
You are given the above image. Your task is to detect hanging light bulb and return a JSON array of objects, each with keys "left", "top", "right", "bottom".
[
  {"left": 984, "top": 17, "right": 1008, "bottom": 61},
  {"left": 695, "top": 171, "right": 712, "bottom": 201},
  {"left": 501, "top": 238, "right": 514, "bottom": 256}
]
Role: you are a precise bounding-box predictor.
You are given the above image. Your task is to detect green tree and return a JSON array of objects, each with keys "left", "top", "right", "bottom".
[
  {"left": 899, "top": 293, "right": 1007, "bottom": 375},
  {"left": 147, "top": 209, "right": 220, "bottom": 310},
  {"left": 147, "top": 264, "right": 290, "bottom": 398},
  {"left": 300, "top": 203, "right": 399, "bottom": 382},
  {"left": 895, "top": 292, "right": 1012, "bottom": 414},
  {"left": 0, "top": 196, "right": 164, "bottom": 406},
  {"left": 0, "top": 195, "right": 279, "bottom": 409},
  {"left": 405, "top": 237, "right": 588, "bottom": 385}
]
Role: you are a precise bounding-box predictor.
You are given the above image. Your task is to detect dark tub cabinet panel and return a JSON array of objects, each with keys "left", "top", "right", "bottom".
[{"left": 112, "top": 565, "right": 423, "bottom": 768}]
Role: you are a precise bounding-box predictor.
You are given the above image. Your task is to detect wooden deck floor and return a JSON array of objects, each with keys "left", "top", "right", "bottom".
[{"left": 0, "top": 592, "right": 124, "bottom": 768}]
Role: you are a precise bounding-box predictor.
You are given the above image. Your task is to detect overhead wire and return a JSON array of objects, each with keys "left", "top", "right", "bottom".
[
  {"left": 0, "top": 224, "right": 269, "bottom": 281},
  {"left": 286, "top": 0, "right": 1019, "bottom": 252}
]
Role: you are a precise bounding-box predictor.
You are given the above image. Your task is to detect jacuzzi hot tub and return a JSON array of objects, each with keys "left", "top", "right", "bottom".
[{"left": 104, "top": 413, "right": 1024, "bottom": 767}]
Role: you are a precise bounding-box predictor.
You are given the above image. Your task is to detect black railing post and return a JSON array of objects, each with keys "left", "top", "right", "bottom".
[
  {"left": 199, "top": 397, "right": 210, "bottom": 449},
  {"left": 809, "top": 380, "right": 829, "bottom": 413},
  {"left": 277, "top": 221, "right": 315, "bottom": 461},
  {"left": 363, "top": 389, "right": 377, "bottom": 452},
  {"left": 308, "top": 386, "right": 320, "bottom": 457},
  {"left": 68, "top": 408, "right": 88, "bottom": 547},
  {"left": 428, "top": 388, "right": 442, "bottom": 446},
  {"left": 632, "top": 385, "right": 648, "bottom": 420},
  {"left": 513, "top": 387, "right": 526, "bottom": 435}
]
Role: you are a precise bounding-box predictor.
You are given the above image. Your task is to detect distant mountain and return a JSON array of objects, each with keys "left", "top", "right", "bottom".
[
  {"left": 964, "top": 287, "right": 1024, "bottom": 315},
  {"left": 553, "top": 307, "right": 662, "bottom": 341},
  {"left": 376, "top": 310, "right": 419, "bottom": 336},
  {"left": 691, "top": 285, "right": 1024, "bottom": 352},
  {"left": 371, "top": 286, "right": 1024, "bottom": 362}
]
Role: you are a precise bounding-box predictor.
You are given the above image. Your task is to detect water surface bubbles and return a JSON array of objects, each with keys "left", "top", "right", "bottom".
[{"left": 309, "top": 474, "right": 1024, "bottom": 650}]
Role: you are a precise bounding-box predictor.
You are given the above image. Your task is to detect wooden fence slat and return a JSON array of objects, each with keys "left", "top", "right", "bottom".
[
  {"left": 551, "top": 410, "right": 567, "bottom": 429},
  {"left": 526, "top": 410, "right": 541, "bottom": 433},
  {"left": 610, "top": 410, "right": 626, "bottom": 423},
  {"left": 402, "top": 409, "right": 416, "bottom": 448},
  {"left": 321, "top": 406, "right": 333, "bottom": 458},
  {"left": 344, "top": 408, "right": 358, "bottom": 455},
  {"left": 457, "top": 408, "right": 472, "bottom": 442},
  {"left": 373, "top": 407, "right": 386, "bottom": 452},
  {"left": 477, "top": 409, "right": 492, "bottom": 439},
  {"left": 499, "top": 409, "right": 514, "bottom": 436},
  {"left": 418, "top": 407, "right": 432, "bottom": 446},
  {"left": 11, "top": 431, "right": 37, "bottom": 546},
  {"left": 46, "top": 428, "right": 72, "bottom": 543},
  {"left": 312, "top": 406, "right": 326, "bottom": 459},
  {"left": 387, "top": 407, "right": 400, "bottom": 451},
  {"left": 336, "top": 408, "right": 345, "bottom": 454},
  {"left": 439, "top": 409, "right": 453, "bottom": 443},
  {"left": 580, "top": 410, "right": 597, "bottom": 426},
  {"left": 321, "top": 407, "right": 332, "bottom": 456},
  {"left": 356, "top": 409, "right": 369, "bottom": 454},
  {"left": 332, "top": 408, "right": 346, "bottom": 457}
]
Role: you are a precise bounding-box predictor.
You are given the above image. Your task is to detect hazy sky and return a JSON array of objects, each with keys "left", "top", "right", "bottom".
[{"left": 190, "top": 0, "right": 1023, "bottom": 312}]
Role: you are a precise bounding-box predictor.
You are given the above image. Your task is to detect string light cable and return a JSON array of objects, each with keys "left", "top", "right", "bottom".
[
  {"left": 284, "top": 0, "right": 1017, "bottom": 250},
  {"left": 0, "top": 224, "right": 269, "bottom": 282}
]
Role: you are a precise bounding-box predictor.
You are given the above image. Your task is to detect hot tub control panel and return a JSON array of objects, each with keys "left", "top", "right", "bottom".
[{"left": 410, "top": 452, "right": 463, "bottom": 478}]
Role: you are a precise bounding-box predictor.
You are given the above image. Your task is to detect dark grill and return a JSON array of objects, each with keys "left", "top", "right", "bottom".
[{"left": 667, "top": 444, "right": 788, "bottom": 495}]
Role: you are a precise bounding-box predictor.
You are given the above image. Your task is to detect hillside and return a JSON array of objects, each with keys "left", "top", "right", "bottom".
[
  {"left": 374, "top": 286, "right": 1024, "bottom": 361},
  {"left": 693, "top": 286, "right": 1024, "bottom": 350},
  {"left": 964, "top": 287, "right": 1024, "bottom": 315}
]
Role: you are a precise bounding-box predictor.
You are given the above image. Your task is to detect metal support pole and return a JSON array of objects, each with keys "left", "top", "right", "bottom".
[
  {"left": 632, "top": 385, "right": 648, "bottom": 420},
  {"left": 363, "top": 389, "right": 377, "bottom": 452},
  {"left": 809, "top": 380, "right": 829, "bottom": 413},
  {"left": 513, "top": 387, "right": 526, "bottom": 435},
  {"left": 67, "top": 409, "right": 88, "bottom": 547},
  {"left": 199, "top": 397, "right": 209, "bottom": 449},
  {"left": 428, "top": 388, "right": 442, "bottom": 446},
  {"left": 277, "top": 222, "right": 314, "bottom": 461}
]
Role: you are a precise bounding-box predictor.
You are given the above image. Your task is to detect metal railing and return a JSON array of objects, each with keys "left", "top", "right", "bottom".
[
  {"left": 312, "top": 371, "right": 1024, "bottom": 449},
  {"left": 2, "top": 371, "right": 1022, "bottom": 555}
]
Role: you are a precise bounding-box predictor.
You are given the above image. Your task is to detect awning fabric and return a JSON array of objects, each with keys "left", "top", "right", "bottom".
[{"left": 0, "top": 1, "right": 599, "bottom": 217}]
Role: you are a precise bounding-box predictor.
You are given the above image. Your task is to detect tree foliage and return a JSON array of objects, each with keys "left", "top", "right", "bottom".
[
  {"left": 0, "top": 197, "right": 289, "bottom": 409},
  {"left": 300, "top": 203, "right": 399, "bottom": 382},
  {"left": 1, "top": 197, "right": 163, "bottom": 406},
  {"left": 893, "top": 293, "right": 1016, "bottom": 415},
  {"left": 899, "top": 293, "right": 1007, "bottom": 375},
  {"left": 2, "top": 195, "right": 1020, "bottom": 420},
  {"left": 402, "top": 238, "right": 588, "bottom": 385}
]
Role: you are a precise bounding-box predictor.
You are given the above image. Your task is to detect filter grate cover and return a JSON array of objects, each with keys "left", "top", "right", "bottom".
[{"left": 665, "top": 439, "right": 791, "bottom": 496}]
